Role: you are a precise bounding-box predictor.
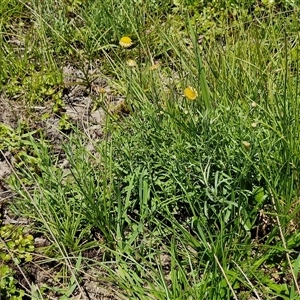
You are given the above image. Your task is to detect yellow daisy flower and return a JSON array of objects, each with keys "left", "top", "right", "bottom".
[
  {"left": 119, "top": 36, "right": 133, "bottom": 48},
  {"left": 184, "top": 86, "right": 198, "bottom": 100}
]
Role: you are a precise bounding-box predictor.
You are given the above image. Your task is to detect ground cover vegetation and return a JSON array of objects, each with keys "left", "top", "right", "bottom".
[{"left": 1, "top": 0, "right": 300, "bottom": 299}]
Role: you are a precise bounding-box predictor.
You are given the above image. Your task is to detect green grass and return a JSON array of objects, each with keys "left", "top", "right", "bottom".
[{"left": 1, "top": 0, "right": 300, "bottom": 299}]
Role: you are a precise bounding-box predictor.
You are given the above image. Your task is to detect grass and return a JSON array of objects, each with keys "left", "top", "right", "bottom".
[{"left": 1, "top": 0, "right": 300, "bottom": 299}]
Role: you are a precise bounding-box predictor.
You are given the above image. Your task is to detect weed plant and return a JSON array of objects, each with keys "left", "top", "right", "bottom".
[{"left": 1, "top": 0, "right": 300, "bottom": 299}]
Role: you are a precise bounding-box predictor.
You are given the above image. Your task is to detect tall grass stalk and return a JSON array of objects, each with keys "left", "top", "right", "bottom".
[{"left": 188, "top": 18, "right": 211, "bottom": 109}]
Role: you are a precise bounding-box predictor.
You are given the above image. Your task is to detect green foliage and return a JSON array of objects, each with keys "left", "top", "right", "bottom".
[
  {"left": 1, "top": 0, "right": 300, "bottom": 298},
  {"left": 171, "top": 0, "right": 298, "bottom": 39},
  {"left": 0, "top": 123, "right": 44, "bottom": 174},
  {"left": 0, "top": 264, "right": 25, "bottom": 300},
  {"left": 0, "top": 225, "right": 34, "bottom": 263},
  {"left": 4, "top": 68, "right": 63, "bottom": 105},
  {"left": 0, "top": 220, "right": 34, "bottom": 300}
]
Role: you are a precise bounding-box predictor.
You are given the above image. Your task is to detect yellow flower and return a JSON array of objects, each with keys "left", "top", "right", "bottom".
[
  {"left": 184, "top": 86, "right": 198, "bottom": 100},
  {"left": 126, "top": 59, "right": 137, "bottom": 67},
  {"left": 119, "top": 36, "right": 133, "bottom": 48}
]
